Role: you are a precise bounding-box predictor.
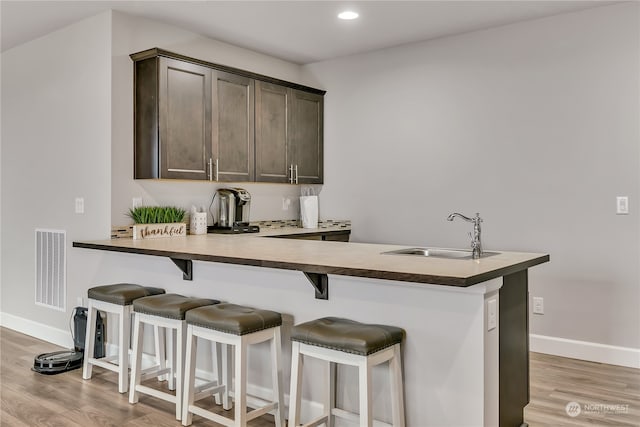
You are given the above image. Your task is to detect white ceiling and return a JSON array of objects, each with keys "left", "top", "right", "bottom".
[{"left": 1, "top": 1, "right": 618, "bottom": 64}]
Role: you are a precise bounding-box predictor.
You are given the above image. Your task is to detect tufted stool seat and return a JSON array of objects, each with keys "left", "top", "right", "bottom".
[
  {"left": 289, "top": 317, "right": 406, "bottom": 427},
  {"left": 82, "top": 283, "right": 165, "bottom": 393},
  {"left": 129, "top": 294, "right": 219, "bottom": 420},
  {"left": 181, "top": 303, "right": 285, "bottom": 427}
]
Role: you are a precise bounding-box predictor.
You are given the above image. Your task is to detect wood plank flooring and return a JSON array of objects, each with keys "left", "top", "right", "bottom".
[{"left": 1, "top": 327, "right": 639, "bottom": 426}]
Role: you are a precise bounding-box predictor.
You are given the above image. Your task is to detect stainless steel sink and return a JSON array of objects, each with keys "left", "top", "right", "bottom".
[{"left": 382, "top": 247, "right": 499, "bottom": 259}]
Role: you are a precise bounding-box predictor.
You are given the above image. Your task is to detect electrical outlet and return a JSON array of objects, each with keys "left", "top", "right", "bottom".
[
  {"left": 133, "top": 197, "right": 143, "bottom": 209},
  {"left": 487, "top": 298, "right": 497, "bottom": 331},
  {"left": 76, "top": 296, "right": 84, "bottom": 308},
  {"left": 282, "top": 197, "right": 291, "bottom": 210},
  {"left": 75, "top": 197, "right": 84, "bottom": 214},
  {"left": 533, "top": 297, "right": 544, "bottom": 315},
  {"left": 616, "top": 196, "right": 629, "bottom": 214}
]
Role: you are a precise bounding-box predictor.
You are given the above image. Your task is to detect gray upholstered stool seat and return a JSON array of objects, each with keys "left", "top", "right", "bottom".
[
  {"left": 185, "top": 303, "right": 282, "bottom": 335},
  {"left": 291, "top": 317, "right": 405, "bottom": 355},
  {"left": 182, "top": 303, "right": 285, "bottom": 426},
  {"left": 133, "top": 293, "right": 220, "bottom": 319},
  {"left": 289, "top": 317, "right": 406, "bottom": 427},
  {"left": 83, "top": 283, "right": 166, "bottom": 394},
  {"left": 88, "top": 283, "right": 165, "bottom": 305}
]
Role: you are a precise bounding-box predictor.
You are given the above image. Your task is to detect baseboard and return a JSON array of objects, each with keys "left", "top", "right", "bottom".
[
  {"left": 0, "top": 311, "right": 74, "bottom": 348},
  {"left": 530, "top": 334, "right": 640, "bottom": 368}
]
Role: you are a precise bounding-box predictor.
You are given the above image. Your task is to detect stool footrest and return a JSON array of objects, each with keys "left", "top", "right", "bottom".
[
  {"left": 194, "top": 385, "right": 225, "bottom": 403},
  {"left": 300, "top": 414, "right": 329, "bottom": 427},
  {"left": 194, "top": 380, "right": 222, "bottom": 394},
  {"left": 246, "top": 402, "right": 277, "bottom": 422},
  {"left": 88, "top": 357, "right": 120, "bottom": 372},
  {"left": 188, "top": 406, "right": 235, "bottom": 427},
  {"left": 135, "top": 384, "right": 177, "bottom": 404},
  {"left": 140, "top": 366, "right": 170, "bottom": 381}
]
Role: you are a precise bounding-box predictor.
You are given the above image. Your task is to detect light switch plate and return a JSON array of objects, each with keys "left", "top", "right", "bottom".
[
  {"left": 616, "top": 196, "right": 629, "bottom": 214},
  {"left": 487, "top": 298, "right": 497, "bottom": 331},
  {"left": 533, "top": 297, "right": 544, "bottom": 315},
  {"left": 75, "top": 197, "right": 84, "bottom": 214}
]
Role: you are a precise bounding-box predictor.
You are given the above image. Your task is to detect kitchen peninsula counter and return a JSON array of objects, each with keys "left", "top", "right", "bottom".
[
  {"left": 73, "top": 232, "right": 547, "bottom": 287},
  {"left": 73, "top": 230, "right": 548, "bottom": 426}
]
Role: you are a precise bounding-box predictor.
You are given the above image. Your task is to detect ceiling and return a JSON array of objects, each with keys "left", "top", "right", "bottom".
[{"left": 0, "top": 1, "right": 618, "bottom": 64}]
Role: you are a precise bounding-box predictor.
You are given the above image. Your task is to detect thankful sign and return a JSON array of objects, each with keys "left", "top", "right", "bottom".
[{"left": 132, "top": 223, "right": 186, "bottom": 239}]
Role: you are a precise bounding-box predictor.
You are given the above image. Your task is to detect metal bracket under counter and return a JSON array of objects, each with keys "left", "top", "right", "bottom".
[
  {"left": 303, "top": 272, "right": 329, "bottom": 300},
  {"left": 171, "top": 258, "right": 193, "bottom": 280},
  {"left": 169, "top": 256, "right": 329, "bottom": 299}
]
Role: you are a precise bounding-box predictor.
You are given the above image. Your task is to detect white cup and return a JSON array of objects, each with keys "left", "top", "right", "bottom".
[{"left": 190, "top": 212, "right": 208, "bottom": 235}]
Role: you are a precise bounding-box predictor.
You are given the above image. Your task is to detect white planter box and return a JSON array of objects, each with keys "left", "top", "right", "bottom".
[{"left": 132, "top": 223, "right": 187, "bottom": 240}]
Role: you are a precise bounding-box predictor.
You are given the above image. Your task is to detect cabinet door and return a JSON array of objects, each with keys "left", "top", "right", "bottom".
[
  {"left": 255, "top": 81, "right": 290, "bottom": 183},
  {"left": 289, "top": 89, "right": 323, "bottom": 184},
  {"left": 212, "top": 70, "right": 254, "bottom": 182},
  {"left": 158, "top": 58, "right": 212, "bottom": 180}
]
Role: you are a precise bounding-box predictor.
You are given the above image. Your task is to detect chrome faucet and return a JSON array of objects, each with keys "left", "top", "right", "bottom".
[{"left": 447, "top": 212, "right": 483, "bottom": 259}]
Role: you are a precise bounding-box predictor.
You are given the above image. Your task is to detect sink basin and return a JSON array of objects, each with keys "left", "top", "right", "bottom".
[{"left": 382, "top": 247, "right": 499, "bottom": 259}]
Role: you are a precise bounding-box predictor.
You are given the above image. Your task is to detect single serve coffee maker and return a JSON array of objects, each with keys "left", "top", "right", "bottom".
[{"left": 209, "top": 188, "right": 260, "bottom": 234}]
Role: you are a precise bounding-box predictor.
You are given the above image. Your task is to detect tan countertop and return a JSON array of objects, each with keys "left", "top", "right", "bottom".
[{"left": 73, "top": 227, "right": 549, "bottom": 287}]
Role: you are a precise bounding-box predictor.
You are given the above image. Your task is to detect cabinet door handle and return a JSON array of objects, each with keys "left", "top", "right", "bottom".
[
  {"left": 208, "top": 158, "right": 213, "bottom": 181},
  {"left": 215, "top": 158, "right": 219, "bottom": 181},
  {"left": 289, "top": 164, "right": 294, "bottom": 184},
  {"left": 294, "top": 164, "right": 299, "bottom": 184}
]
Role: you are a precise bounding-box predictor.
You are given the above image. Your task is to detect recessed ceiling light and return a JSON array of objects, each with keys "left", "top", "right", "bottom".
[{"left": 338, "top": 11, "right": 359, "bottom": 20}]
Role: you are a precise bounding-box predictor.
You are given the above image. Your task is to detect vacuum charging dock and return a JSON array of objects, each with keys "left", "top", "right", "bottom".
[{"left": 32, "top": 307, "right": 105, "bottom": 375}]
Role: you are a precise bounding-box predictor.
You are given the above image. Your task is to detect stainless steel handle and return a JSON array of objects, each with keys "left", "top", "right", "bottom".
[
  {"left": 294, "top": 164, "right": 299, "bottom": 184},
  {"left": 208, "top": 158, "right": 213, "bottom": 181},
  {"left": 215, "top": 158, "right": 219, "bottom": 181},
  {"left": 289, "top": 164, "right": 294, "bottom": 184}
]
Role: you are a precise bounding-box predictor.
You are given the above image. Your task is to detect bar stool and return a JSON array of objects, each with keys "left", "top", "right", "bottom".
[
  {"left": 82, "top": 283, "right": 165, "bottom": 393},
  {"left": 289, "top": 317, "right": 406, "bottom": 427},
  {"left": 181, "top": 303, "right": 285, "bottom": 427},
  {"left": 128, "top": 293, "right": 219, "bottom": 420}
]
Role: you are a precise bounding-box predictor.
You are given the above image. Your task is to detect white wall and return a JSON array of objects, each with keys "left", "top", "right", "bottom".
[
  {"left": 304, "top": 3, "right": 640, "bottom": 351},
  {"left": 110, "top": 11, "right": 316, "bottom": 227},
  {"left": 1, "top": 11, "right": 112, "bottom": 341}
]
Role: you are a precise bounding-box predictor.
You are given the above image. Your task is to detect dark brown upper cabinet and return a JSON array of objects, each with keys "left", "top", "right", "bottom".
[
  {"left": 255, "top": 83, "right": 324, "bottom": 184},
  {"left": 212, "top": 71, "right": 255, "bottom": 182},
  {"left": 290, "top": 89, "right": 324, "bottom": 184},
  {"left": 134, "top": 56, "right": 212, "bottom": 180},
  {"left": 255, "top": 81, "right": 290, "bottom": 183},
  {"left": 131, "top": 48, "right": 324, "bottom": 183}
]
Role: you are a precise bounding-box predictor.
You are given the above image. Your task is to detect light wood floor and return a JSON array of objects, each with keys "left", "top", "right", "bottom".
[{"left": 1, "top": 327, "right": 638, "bottom": 426}]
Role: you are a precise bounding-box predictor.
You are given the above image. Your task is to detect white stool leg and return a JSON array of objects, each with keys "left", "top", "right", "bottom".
[
  {"left": 167, "top": 327, "right": 176, "bottom": 390},
  {"left": 118, "top": 304, "right": 132, "bottom": 394},
  {"left": 288, "top": 341, "right": 303, "bottom": 426},
  {"left": 182, "top": 326, "right": 197, "bottom": 426},
  {"left": 82, "top": 301, "right": 97, "bottom": 380},
  {"left": 212, "top": 341, "right": 223, "bottom": 405},
  {"left": 154, "top": 325, "right": 166, "bottom": 382},
  {"left": 234, "top": 337, "right": 248, "bottom": 426},
  {"left": 389, "top": 344, "right": 405, "bottom": 427},
  {"left": 222, "top": 343, "right": 233, "bottom": 410},
  {"left": 175, "top": 321, "right": 186, "bottom": 420},
  {"left": 128, "top": 313, "right": 144, "bottom": 404},
  {"left": 358, "top": 356, "right": 373, "bottom": 427},
  {"left": 326, "top": 361, "right": 336, "bottom": 427},
  {"left": 270, "top": 327, "right": 285, "bottom": 427}
]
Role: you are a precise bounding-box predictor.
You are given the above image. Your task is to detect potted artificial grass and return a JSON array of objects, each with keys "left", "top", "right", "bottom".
[{"left": 128, "top": 206, "right": 187, "bottom": 239}]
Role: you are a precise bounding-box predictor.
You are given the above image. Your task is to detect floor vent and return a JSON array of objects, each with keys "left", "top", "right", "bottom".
[{"left": 35, "top": 229, "right": 66, "bottom": 311}]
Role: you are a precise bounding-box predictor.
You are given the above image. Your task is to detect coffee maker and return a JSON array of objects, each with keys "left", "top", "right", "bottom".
[{"left": 209, "top": 188, "right": 260, "bottom": 234}]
